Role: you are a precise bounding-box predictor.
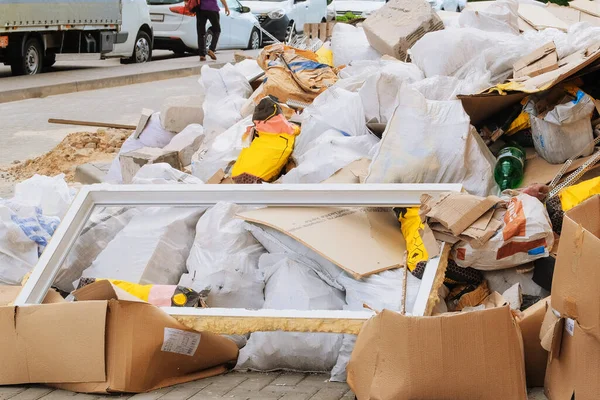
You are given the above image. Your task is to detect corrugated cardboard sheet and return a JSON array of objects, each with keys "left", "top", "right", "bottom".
[
  {"left": 518, "top": 297, "right": 550, "bottom": 388},
  {"left": 347, "top": 306, "right": 527, "bottom": 400},
  {"left": 239, "top": 207, "right": 406, "bottom": 278},
  {"left": 545, "top": 195, "right": 600, "bottom": 399}
]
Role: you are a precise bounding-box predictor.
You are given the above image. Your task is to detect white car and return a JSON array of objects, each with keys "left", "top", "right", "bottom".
[
  {"left": 148, "top": 0, "right": 262, "bottom": 53},
  {"left": 241, "top": 0, "right": 327, "bottom": 43},
  {"left": 328, "top": 0, "right": 385, "bottom": 20},
  {"left": 103, "top": 0, "right": 154, "bottom": 63}
]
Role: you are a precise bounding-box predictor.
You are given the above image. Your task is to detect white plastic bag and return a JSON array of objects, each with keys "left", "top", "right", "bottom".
[
  {"left": 527, "top": 92, "right": 595, "bottom": 164},
  {"left": 458, "top": 0, "right": 519, "bottom": 34},
  {"left": 244, "top": 222, "right": 344, "bottom": 290},
  {"left": 191, "top": 116, "right": 253, "bottom": 182},
  {"left": 236, "top": 254, "right": 344, "bottom": 372},
  {"left": 54, "top": 206, "right": 141, "bottom": 292},
  {"left": 82, "top": 207, "right": 203, "bottom": 285},
  {"left": 453, "top": 194, "right": 554, "bottom": 270},
  {"left": 330, "top": 268, "right": 422, "bottom": 382},
  {"left": 132, "top": 163, "right": 204, "bottom": 185},
  {"left": 280, "top": 131, "right": 378, "bottom": 184},
  {"left": 0, "top": 204, "right": 48, "bottom": 285},
  {"left": 294, "top": 88, "right": 367, "bottom": 157},
  {"left": 331, "top": 23, "right": 382, "bottom": 67},
  {"left": 12, "top": 174, "right": 73, "bottom": 218},
  {"left": 366, "top": 84, "right": 498, "bottom": 197},
  {"left": 105, "top": 112, "right": 176, "bottom": 184},
  {"left": 179, "top": 202, "right": 266, "bottom": 309},
  {"left": 200, "top": 64, "right": 252, "bottom": 142},
  {"left": 359, "top": 61, "right": 424, "bottom": 124}
]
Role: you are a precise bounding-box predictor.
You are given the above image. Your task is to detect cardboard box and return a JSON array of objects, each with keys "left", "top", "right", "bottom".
[
  {"left": 0, "top": 283, "right": 239, "bottom": 393},
  {"left": 362, "top": 0, "right": 443, "bottom": 61},
  {"left": 518, "top": 297, "right": 550, "bottom": 387},
  {"left": 544, "top": 194, "right": 600, "bottom": 399},
  {"left": 347, "top": 305, "right": 527, "bottom": 399}
]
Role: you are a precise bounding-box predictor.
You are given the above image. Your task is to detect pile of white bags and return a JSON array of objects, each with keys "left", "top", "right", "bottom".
[
  {"left": 331, "top": 23, "right": 382, "bottom": 67},
  {"left": 236, "top": 254, "right": 345, "bottom": 372},
  {"left": 81, "top": 206, "right": 204, "bottom": 285},
  {"left": 199, "top": 64, "right": 252, "bottom": 143},
  {"left": 180, "top": 202, "right": 266, "bottom": 309},
  {"left": 366, "top": 84, "right": 498, "bottom": 197}
]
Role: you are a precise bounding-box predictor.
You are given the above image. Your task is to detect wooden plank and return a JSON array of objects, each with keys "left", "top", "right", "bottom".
[
  {"left": 326, "top": 22, "right": 335, "bottom": 38},
  {"left": 48, "top": 118, "right": 136, "bottom": 130},
  {"left": 311, "top": 23, "right": 318, "bottom": 39},
  {"left": 318, "top": 22, "right": 327, "bottom": 42},
  {"left": 303, "top": 23, "right": 311, "bottom": 37},
  {"left": 518, "top": 3, "right": 569, "bottom": 31}
]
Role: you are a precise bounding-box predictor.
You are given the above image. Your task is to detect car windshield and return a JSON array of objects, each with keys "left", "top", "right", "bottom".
[{"left": 147, "top": 0, "right": 183, "bottom": 5}]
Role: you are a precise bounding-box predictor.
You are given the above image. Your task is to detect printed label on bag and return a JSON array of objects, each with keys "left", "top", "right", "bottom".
[
  {"left": 565, "top": 318, "right": 575, "bottom": 336},
  {"left": 161, "top": 328, "right": 201, "bottom": 356}
]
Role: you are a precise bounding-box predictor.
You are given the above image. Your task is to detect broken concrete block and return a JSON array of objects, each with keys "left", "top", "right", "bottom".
[
  {"left": 160, "top": 95, "right": 205, "bottom": 133},
  {"left": 74, "top": 162, "right": 111, "bottom": 184},
  {"left": 120, "top": 147, "right": 182, "bottom": 184},
  {"left": 362, "top": 0, "right": 444, "bottom": 61},
  {"left": 163, "top": 124, "right": 205, "bottom": 167}
]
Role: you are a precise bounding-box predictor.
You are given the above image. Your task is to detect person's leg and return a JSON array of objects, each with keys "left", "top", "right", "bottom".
[
  {"left": 206, "top": 11, "right": 221, "bottom": 59},
  {"left": 195, "top": 10, "right": 208, "bottom": 58}
]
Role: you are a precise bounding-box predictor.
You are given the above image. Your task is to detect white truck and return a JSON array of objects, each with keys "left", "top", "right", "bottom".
[{"left": 0, "top": 0, "right": 153, "bottom": 76}]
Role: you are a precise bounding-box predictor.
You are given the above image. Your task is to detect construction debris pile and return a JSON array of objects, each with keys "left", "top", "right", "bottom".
[{"left": 3, "top": 0, "right": 600, "bottom": 398}]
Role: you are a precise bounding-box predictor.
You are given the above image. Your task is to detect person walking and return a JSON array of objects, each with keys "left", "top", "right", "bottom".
[{"left": 189, "top": 0, "right": 230, "bottom": 62}]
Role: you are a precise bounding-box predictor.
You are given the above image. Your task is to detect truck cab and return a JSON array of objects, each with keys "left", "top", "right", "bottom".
[{"left": 0, "top": 0, "right": 153, "bottom": 75}]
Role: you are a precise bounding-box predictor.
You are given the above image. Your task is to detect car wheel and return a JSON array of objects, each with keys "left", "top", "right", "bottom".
[
  {"left": 11, "top": 37, "right": 43, "bottom": 76},
  {"left": 285, "top": 22, "right": 296, "bottom": 43},
  {"left": 247, "top": 28, "right": 261, "bottom": 50},
  {"left": 132, "top": 31, "right": 152, "bottom": 63}
]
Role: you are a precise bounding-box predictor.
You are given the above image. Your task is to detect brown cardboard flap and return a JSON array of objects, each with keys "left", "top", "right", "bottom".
[
  {"left": 460, "top": 92, "right": 528, "bottom": 126},
  {"left": 348, "top": 306, "right": 527, "bottom": 400},
  {"left": 105, "top": 300, "right": 238, "bottom": 393},
  {"left": 0, "top": 285, "right": 64, "bottom": 306},
  {"left": 544, "top": 319, "right": 576, "bottom": 400},
  {"left": 551, "top": 195, "right": 600, "bottom": 334},
  {"left": 518, "top": 297, "right": 549, "bottom": 388},
  {"left": 521, "top": 149, "right": 600, "bottom": 187},
  {"left": 0, "top": 302, "right": 107, "bottom": 385},
  {"left": 73, "top": 280, "right": 142, "bottom": 302},
  {"left": 239, "top": 207, "right": 406, "bottom": 278}
]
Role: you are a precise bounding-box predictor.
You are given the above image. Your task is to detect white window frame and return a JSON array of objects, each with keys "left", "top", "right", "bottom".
[{"left": 15, "top": 183, "right": 461, "bottom": 333}]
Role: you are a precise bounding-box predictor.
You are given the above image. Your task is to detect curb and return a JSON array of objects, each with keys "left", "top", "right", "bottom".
[{"left": 0, "top": 62, "right": 226, "bottom": 104}]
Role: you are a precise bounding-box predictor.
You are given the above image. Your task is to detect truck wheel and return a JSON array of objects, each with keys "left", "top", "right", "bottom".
[
  {"left": 247, "top": 28, "right": 261, "bottom": 50},
  {"left": 131, "top": 31, "right": 152, "bottom": 63},
  {"left": 11, "top": 37, "right": 44, "bottom": 76}
]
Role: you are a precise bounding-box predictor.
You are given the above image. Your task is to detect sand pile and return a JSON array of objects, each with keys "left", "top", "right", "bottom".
[{"left": 2, "top": 129, "right": 130, "bottom": 182}]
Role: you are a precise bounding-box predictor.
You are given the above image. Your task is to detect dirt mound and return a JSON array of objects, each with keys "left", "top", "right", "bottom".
[{"left": 2, "top": 129, "right": 130, "bottom": 182}]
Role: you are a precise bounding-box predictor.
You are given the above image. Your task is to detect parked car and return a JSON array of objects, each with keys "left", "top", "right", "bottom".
[
  {"left": 328, "top": 0, "right": 385, "bottom": 21},
  {"left": 240, "top": 0, "right": 328, "bottom": 43},
  {"left": 109, "top": 0, "right": 154, "bottom": 64},
  {"left": 148, "top": 0, "right": 262, "bottom": 54}
]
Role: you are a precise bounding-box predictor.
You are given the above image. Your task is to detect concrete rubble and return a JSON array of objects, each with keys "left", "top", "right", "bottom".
[{"left": 3, "top": 0, "right": 600, "bottom": 398}]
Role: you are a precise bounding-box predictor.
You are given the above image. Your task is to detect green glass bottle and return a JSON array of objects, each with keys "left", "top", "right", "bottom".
[{"left": 494, "top": 144, "right": 526, "bottom": 191}]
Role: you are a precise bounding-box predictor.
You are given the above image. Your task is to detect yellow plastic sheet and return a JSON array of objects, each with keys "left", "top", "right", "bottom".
[
  {"left": 232, "top": 130, "right": 299, "bottom": 183},
  {"left": 316, "top": 44, "right": 334, "bottom": 67},
  {"left": 559, "top": 176, "right": 600, "bottom": 211},
  {"left": 398, "top": 208, "right": 428, "bottom": 272}
]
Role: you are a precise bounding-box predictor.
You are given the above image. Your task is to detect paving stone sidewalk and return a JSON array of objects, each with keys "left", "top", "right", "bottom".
[{"left": 0, "top": 372, "right": 549, "bottom": 400}]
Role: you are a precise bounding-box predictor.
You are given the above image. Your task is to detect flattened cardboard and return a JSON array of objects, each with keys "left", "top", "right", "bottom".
[
  {"left": 323, "top": 158, "right": 371, "bottom": 184},
  {"left": 460, "top": 92, "right": 528, "bottom": 126},
  {"left": 569, "top": 0, "right": 600, "bottom": 17},
  {"left": 518, "top": 4, "right": 569, "bottom": 31},
  {"left": 347, "top": 306, "right": 527, "bottom": 400},
  {"left": 421, "top": 192, "right": 503, "bottom": 236},
  {"left": 521, "top": 148, "right": 599, "bottom": 187},
  {"left": 0, "top": 301, "right": 107, "bottom": 385},
  {"left": 518, "top": 297, "right": 550, "bottom": 387},
  {"left": 514, "top": 43, "right": 558, "bottom": 80},
  {"left": 239, "top": 207, "right": 406, "bottom": 278}
]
